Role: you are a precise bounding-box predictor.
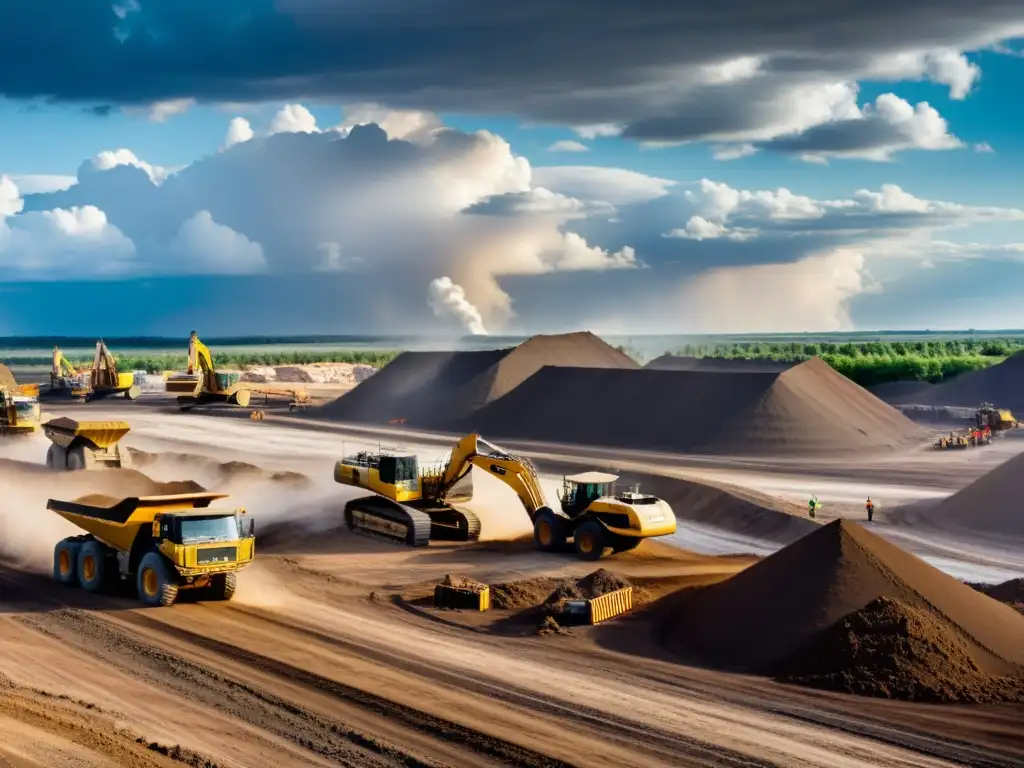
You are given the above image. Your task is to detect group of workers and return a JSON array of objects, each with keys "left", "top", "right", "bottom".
[{"left": 807, "top": 495, "right": 874, "bottom": 522}]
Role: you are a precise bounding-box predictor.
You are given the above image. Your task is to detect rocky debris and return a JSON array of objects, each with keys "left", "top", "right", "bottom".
[{"left": 241, "top": 363, "right": 377, "bottom": 386}]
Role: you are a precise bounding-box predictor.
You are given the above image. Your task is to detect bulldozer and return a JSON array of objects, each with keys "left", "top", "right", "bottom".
[
  {"left": 42, "top": 343, "right": 141, "bottom": 402},
  {"left": 334, "top": 433, "right": 677, "bottom": 560},
  {"left": 166, "top": 332, "right": 310, "bottom": 411},
  {"left": 976, "top": 403, "right": 1019, "bottom": 432},
  {"left": 43, "top": 417, "right": 132, "bottom": 470},
  {"left": 47, "top": 492, "right": 255, "bottom": 607}
]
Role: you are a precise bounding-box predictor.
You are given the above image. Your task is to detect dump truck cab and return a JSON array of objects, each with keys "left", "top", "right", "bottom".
[
  {"left": 47, "top": 492, "right": 255, "bottom": 607},
  {"left": 0, "top": 390, "right": 42, "bottom": 435}
]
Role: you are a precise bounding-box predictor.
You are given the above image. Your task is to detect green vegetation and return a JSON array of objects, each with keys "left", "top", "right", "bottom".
[
  {"left": 671, "top": 339, "right": 1024, "bottom": 387},
  {"left": 3, "top": 349, "right": 400, "bottom": 373}
]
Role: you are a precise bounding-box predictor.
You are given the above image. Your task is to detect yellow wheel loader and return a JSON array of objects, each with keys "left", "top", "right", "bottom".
[
  {"left": 334, "top": 433, "right": 677, "bottom": 559},
  {"left": 43, "top": 417, "right": 132, "bottom": 470},
  {"left": 47, "top": 492, "right": 255, "bottom": 607}
]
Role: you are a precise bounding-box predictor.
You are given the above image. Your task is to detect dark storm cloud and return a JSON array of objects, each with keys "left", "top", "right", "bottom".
[{"left": 1, "top": 1, "right": 1021, "bottom": 142}]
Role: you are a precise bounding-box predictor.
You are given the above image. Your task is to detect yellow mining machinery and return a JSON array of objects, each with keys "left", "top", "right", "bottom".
[
  {"left": 334, "top": 433, "right": 677, "bottom": 560},
  {"left": 43, "top": 343, "right": 141, "bottom": 402},
  {"left": 976, "top": 403, "right": 1019, "bottom": 432},
  {"left": 43, "top": 417, "right": 133, "bottom": 470},
  {"left": 166, "top": 332, "right": 310, "bottom": 412},
  {"left": 0, "top": 363, "right": 44, "bottom": 436},
  {"left": 48, "top": 492, "right": 255, "bottom": 607}
]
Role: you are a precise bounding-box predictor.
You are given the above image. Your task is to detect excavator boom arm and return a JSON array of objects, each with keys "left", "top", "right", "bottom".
[{"left": 188, "top": 337, "right": 215, "bottom": 374}]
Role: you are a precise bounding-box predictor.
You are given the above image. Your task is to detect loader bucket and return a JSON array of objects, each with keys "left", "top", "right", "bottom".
[
  {"left": 42, "top": 417, "right": 131, "bottom": 450},
  {"left": 116, "top": 372, "right": 136, "bottom": 390}
]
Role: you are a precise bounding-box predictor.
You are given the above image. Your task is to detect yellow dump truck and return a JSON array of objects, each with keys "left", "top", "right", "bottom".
[
  {"left": 0, "top": 389, "right": 43, "bottom": 436},
  {"left": 43, "top": 417, "right": 133, "bottom": 470},
  {"left": 47, "top": 492, "right": 255, "bottom": 607}
]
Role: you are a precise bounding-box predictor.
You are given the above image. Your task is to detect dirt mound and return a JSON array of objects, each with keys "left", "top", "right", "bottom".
[
  {"left": 668, "top": 519, "right": 1024, "bottom": 674},
  {"left": 926, "top": 452, "right": 1024, "bottom": 539},
  {"left": 969, "top": 579, "right": 1024, "bottom": 614},
  {"left": 896, "top": 351, "right": 1024, "bottom": 410},
  {"left": 777, "top": 597, "right": 1024, "bottom": 703},
  {"left": 319, "top": 332, "right": 637, "bottom": 428},
  {"left": 468, "top": 358, "right": 926, "bottom": 456},
  {"left": 440, "top": 574, "right": 488, "bottom": 592},
  {"left": 489, "top": 577, "right": 561, "bottom": 610},
  {"left": 0, "top": 459, "right": 204, "bottom": 499},
  {"left": 646, "top": 355, "right": 794, "bottom": 373},
  {"left": 870, "top": 380, "right": 936, "bottom": 403}
]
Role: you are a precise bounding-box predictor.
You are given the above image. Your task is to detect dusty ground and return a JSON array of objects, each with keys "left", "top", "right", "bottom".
[{"left": 0, "top": 397, "right": 1022, "bottom": 766}]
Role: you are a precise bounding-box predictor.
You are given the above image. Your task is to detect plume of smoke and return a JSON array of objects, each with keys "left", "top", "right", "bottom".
[{"left": 428, "top": 276, "right": 488, "bottom": 335}]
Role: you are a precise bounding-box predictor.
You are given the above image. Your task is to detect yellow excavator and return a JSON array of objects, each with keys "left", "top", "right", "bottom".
[
  {"left": 44, "top": 343, "right": 140, "bottom": 401},
  {"left": 334, "top": 433, "right": 677, "bottom": 560},
  {"left": 166, "top": 332, "right": 310, "bottom": 412}
]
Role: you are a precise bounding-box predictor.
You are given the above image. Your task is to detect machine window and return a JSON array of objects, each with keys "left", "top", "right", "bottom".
[{"left": 178, "top": 516, "right": 240, "bottom": 544}]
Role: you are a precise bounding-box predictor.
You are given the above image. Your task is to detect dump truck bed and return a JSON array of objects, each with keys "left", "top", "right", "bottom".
[
  {"left": 47, "top": 492, "right": 231, "bottom": 551},
  {"left": 43, "top": 417, "right": 131, "bottom": 449}
]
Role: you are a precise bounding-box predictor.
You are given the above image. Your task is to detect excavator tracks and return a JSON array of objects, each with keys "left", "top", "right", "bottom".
[
  {"left": 344, "top": 496, "right": 433, "bottom": 547},
  {"left": 423, "top": 507, "right": 482, "bottom": 543}
]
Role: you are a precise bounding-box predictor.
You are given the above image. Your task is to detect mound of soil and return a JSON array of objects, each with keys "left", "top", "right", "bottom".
[
  {"left": 440, "top": 574, "right": 488, "bottom": 593},
  {"left": 900, "top": 351, "right": 1024, "bottom": 411},
  {"left": 319, "top": 332, "right": 637, "bottom": 428},
  {"left": 490, "top": 577, "right": 561, "bottom": 610},
  {"left": 667, "top": 519, "right": 1024, "bottom": 676},
  {"left": 927, "top": 453, "right": 1024, "bottom": 539},
  {"left": 777, "top": 597, "right": 1024, "bottom": 703},
  {"left": 468, "top": 358, "right": 926, "bottom": 456},
  {"left": 870, "top": 380, "right": 936, "bottom": 403},
  {"left": 969, "top": 579, "right": 1024, "bottom": 615},
  {"left": 646, "top": 355, "right": 794, "bottom": 373},
  {"left": 545, "top": 569, "right": 631, "bottom": 604},
  {"left": 129, "top": 450, "right": 311, "bottom": 488}
]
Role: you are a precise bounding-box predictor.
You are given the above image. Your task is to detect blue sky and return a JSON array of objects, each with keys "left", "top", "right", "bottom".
[{"left": 1, "top": 2, "right": 1024, "bottom": 336}]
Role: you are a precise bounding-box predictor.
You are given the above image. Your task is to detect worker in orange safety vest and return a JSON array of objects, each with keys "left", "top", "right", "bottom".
[{"left": 866, "top": 497, "right": 874, "bottom": 522}]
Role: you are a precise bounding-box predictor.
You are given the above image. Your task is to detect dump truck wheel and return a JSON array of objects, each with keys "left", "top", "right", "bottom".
[
  {"left": 233, "top": 390, "right": 251, "bottom": 408},
  {"left": 53, "top": 539, "right": 81, "bottom": 586},
  {"left": 137, "top": 552, "right": 178, "bottom": 607},
  {"left": 573, "top": 519, "right": 608, "bottom": 561},
  {"left": 66, "top": 445, "right": 96, "bottom": 471},
  {"left": 124, "top": 385, "right": 141, "bottom": 401},
  {"left": 77, "top": 539, "right": 109, "bottom": 593},
  {"left": 46, "top": 444, "right": 68, "bottom": 470},
  {"left": 208, "top": 573, "right": 237, "bottom": 601},
  {"left": 533, "top": 508, "right": 565, "bottom": 553}
]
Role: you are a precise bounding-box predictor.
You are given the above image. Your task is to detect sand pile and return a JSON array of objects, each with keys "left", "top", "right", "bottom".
[
  {"left": 667, "top": 520, "right": 1024, "bottom": 700},
  {"left": 926, "top": 452, "right": 1024, "bottom": 539},
  {"left": 241, "top": 363, "right": 377, "bottom": 385},
  {"left": 129, "top": 449, "right": 311, "bottom": 489},
  {"left": 969, "top": 579, "right": 1024, "bottom": 614},
  {"left": 0, "top": 459, "right": 203, "bottom": 498},
  {"left": 646, "top": 355, "right": 794, "bottom": 373},
  {"left": 869, "top": 380, "right": 935, "bottom": 403},
  {"left": 777, "top": 597, "right": 1023, "bottom": 702},
  {"left": 881, "top": 351, "right": 1024, "bottom": 410},
  {"left": 319, "top": 332, "right": 637, "bottom": 427},
  {"left": 468, "top": 358, "right": 926, "bottom": 456}
]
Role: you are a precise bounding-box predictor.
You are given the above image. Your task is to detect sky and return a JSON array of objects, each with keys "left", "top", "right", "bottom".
[{"left": 1, "top": 2, "right": 1024, "bottom": 337}]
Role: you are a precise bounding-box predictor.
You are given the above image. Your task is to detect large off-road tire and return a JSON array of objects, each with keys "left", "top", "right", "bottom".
[
  {"left": 46, "top": 443, "right": 68, "bottom": 470},
  {"left": 124, "top": 385, "right": 141, "bottom": 400},
  {"left": 573, "top": 519, "right": 608, "bottom": 561},
  {"left": 53, "top": 538, "right": 81, "bottom": 586},
  {"left": 76, "top": 539, "right": 109, "bottom": 593},
  {"left": 207, "top": 572, "right": 237, "bottom": 601},
  {"left": 533, "top": 508, "right": 565, "bottom": 553},
  {"left": 233, "top": 389, "right": 251, "bottom": 408},
  {"left": 136, "top": 552, "right": 179, "bottom": 607},
  {"left": 66, "top": 445, "right": 96, "bottom": 471}
]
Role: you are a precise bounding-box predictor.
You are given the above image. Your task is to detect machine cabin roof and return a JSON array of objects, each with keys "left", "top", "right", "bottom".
[{"left": 564, "top": 471, "right": 619, "bottom": 485}]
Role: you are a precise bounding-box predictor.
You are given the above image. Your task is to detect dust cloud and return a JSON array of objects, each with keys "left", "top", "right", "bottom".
[{"left": 0, "top": 464, "right": 84, "bottom": 573}]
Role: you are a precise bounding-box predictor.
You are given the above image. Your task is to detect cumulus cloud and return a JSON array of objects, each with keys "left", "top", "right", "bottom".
[
  {"left": 165, "top": 211, "right": 267, "bottom": 274},
  {"left": 531, "top": 167, "right": 676, "bottom": 206},
  {"left": 0, "top": 2, "right": 1016, "bottom": 156},
  {"left": 84, "top": 149, "right": 171, "bottom": 184},
  {"left": 548, "top": 140, "right": 590, "bottom": 153},
  {"left": 428, "top": 277, "right": 488, "bottom": 335},
  {"left": 268, "top": 104, "right": 319, "bottom": 134},
  {"left": 130, "top": 98, "right": 195, "bottom": 122},
  {"left": 337, "top": 103, "right": 443, "bottom": 143},
  {"left": 464, "top": 187, "right": 614, "bottom": 219},
  {"left": 754, "top": 94, "right": 962, "bottom": 162},
  {"left": 223, "top": 117, "right": 255, "bottom": 149}
]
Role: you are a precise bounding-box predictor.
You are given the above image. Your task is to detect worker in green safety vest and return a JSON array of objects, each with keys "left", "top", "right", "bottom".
[{"left": 808, "top": 495, "right": 820, "bottom": 519}]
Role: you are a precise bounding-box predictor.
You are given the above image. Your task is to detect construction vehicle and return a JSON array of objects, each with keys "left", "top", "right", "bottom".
[
  {"left": 43, "top": 417, "right": 133, "bottom": 470},
  {"left": 0, "top": 364, "right": 44, "bottom": 435},
  {"left": 47, "top": 492, "right": 255, "bottom": 607},
  {"left": 43, "top": 343, "right": 141, "bottom": 401},
  {"left": 166, "top": 332, "right": 310, "bottom": 411},
  {"left": 334, "top": 433, "right": 677, "bottom": 560},
  {"left": 976, "top": 403, "right": 1019, "bottom": 432}
]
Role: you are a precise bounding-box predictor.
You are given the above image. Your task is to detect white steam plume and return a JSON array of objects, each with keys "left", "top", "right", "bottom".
[{"left": 428, "top": 276, "right": 488, "bottom": 335}]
